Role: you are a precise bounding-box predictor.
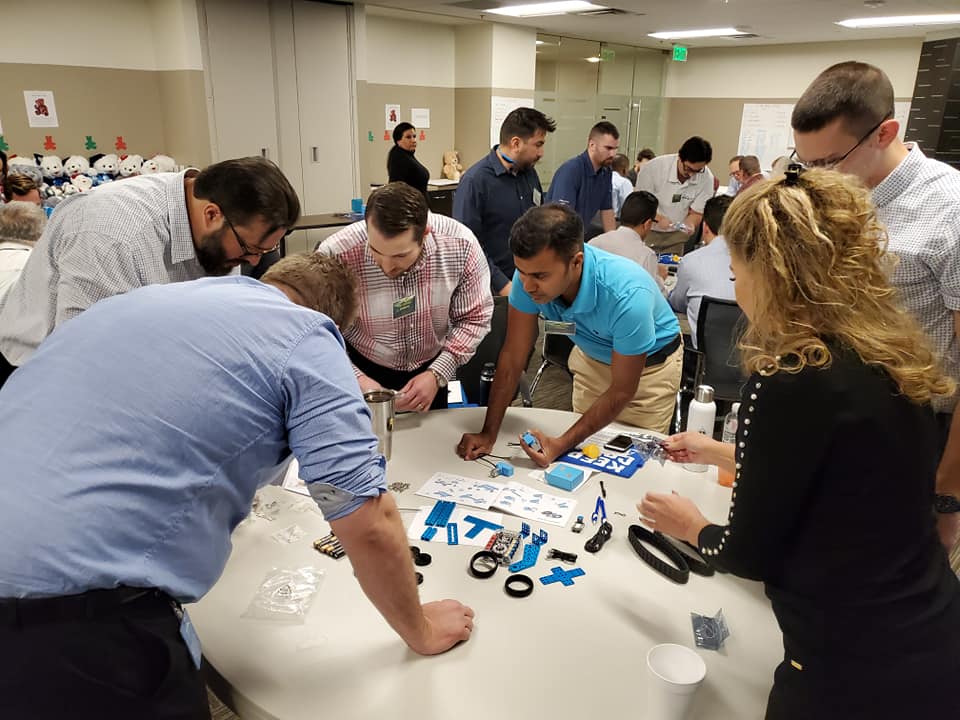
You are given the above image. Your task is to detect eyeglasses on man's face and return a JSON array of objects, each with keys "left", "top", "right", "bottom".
[
  {"left": 222, "top": 212, "right": 285, "bottom": 257},
  {"left": 680, "top": 161, "right": 706, "bottom": 176},
  {"left": 790, "top": 112, "right": 893, "bottom": 170}
]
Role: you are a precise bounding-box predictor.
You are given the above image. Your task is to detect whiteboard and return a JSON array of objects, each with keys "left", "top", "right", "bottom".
[
  {"left": 491, "top": 96, "right": 534, "bottom": 148},
  {"left": 737, "top": 103, "right": 795, "bottom": 172},
  {"left": 894, "top": 101, "right": 910, "bottom": 140}
]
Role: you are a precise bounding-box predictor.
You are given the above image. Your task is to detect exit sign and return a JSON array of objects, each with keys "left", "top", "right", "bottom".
[{"left": 673, "top": 45, "right": 688, "bottom": 62}]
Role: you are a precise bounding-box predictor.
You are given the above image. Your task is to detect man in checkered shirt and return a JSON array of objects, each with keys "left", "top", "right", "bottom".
[
  {"left": 317, "top": 182, "right": 493, "bottom": 413},
  {"left": 792, "top": 61, "right": 960, "bottom": 550},
  {"left": 0, "top": 157, "right": 300, "bottom": 388}
]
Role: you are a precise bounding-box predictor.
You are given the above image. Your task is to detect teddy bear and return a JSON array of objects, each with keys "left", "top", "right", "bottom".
[
  {"left": 89, "top": 153, "right": 119, "bottom": 186},
  {"left": 37, "top": 154, "right": 67, "bottom": 187},
  {"left": 118, "top": 154, "right": 143, "bottom": 178},
  {"left": 63, "top": 155, "right": 91, "bottom": 179},
  {"left": 6, "top": 157, "right": 42, "bottom": 186},
  {"left": 70, "top": 174, "right": 94, "bottom": 193},
  {"left": 441, "top": 150, "right": 463, "bottom": 181},
  {"left": 141, "top": 154, "right": 176, "bottom": 174}
]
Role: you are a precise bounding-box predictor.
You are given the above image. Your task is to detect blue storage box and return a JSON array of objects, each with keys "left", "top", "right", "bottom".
[{"left": 546, "top": 464, "right": 584, "bottom": 491}]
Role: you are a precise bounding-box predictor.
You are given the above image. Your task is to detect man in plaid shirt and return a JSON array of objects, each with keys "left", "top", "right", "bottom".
[
  {"left": 317, "top": 183, "right": 492, "bottom": 412},
  {"left": 792, "top": 61, "right": 960, "bottom": 550}
]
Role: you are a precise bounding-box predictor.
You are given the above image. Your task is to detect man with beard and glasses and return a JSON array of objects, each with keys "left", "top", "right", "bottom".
[
  {"left": 0, "top": 156, "right": 299, "bottom": 388},
  {"left": 454, "top": 107, "right": 556, "bottom": 297}
]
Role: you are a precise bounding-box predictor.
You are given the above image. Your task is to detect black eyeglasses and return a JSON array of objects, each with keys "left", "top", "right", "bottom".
[
  {"left": 222, "top": 212, "right": 284, "bottom": 257},
  {"left": 790, "top": 112, "right": 892, "bottom": 169},
  {"left": 680, "top": 161, "right": 706, "bottom": 176}
]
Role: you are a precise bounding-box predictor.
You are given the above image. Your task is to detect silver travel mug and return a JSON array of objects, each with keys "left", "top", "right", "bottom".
[{"left": 363, "top": 389, "right": 396, "bottom": 460}]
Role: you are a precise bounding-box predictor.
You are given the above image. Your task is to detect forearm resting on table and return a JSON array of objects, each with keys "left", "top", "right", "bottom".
[{"left": 330, "top": 493, "right": 426, "bottom": 649}]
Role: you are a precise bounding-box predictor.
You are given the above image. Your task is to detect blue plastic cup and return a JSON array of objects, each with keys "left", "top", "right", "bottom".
[{"left": 351, "top": 198, "right": 363, "bottom": 213}]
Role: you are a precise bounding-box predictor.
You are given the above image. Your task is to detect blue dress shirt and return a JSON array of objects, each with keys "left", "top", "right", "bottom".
[
  {"left": 545, "top": 151, "right": 613, "bottom": 227},
  {"left": 0, "top": 276, "right": 385, "bottom": 601},
  {"left": 509, "top": 244, "right": 680, "bottom": 364},
  {"left": 454, "top": 146, "right": 543, "bottom": 292}
]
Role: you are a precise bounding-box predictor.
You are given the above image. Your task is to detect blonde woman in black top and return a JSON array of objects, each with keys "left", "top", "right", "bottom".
[
  {"left": 640, "top": 167, "right": 960, "bottom": 719},
  {"left": 387, "top": 122, "right": 429, "bottom": 196}
]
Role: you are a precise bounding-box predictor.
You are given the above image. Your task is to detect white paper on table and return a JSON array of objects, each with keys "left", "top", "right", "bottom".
[
  {"left": 428, "top": 178, "right": 459, "bottom": 187},
  {"left": 529, "top": 463, "right": 593, "bottom": 493},
  {"left": 406, "top": 505, "right": 504, "bottom": 547},
  {"left": 447, "top": 380, "right": 464, "bottom": 404},
  {"left": 281, "top": 459, "right": 310, "bottom": 497},
  {"left": 488, "top": 481, "right": 576, "bottom": 527},
  {"left": 415, "top": 472, "right": 505, "bottom": 509}
]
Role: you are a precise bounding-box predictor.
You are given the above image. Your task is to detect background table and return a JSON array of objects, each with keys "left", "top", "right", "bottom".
[{"left": 190, "top": 407, "right": 782, "bottom": 719}]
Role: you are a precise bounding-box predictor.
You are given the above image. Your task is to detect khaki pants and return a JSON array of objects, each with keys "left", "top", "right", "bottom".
[
  {"left": 569, "top": 344, "right": 682, "bottom": 434},
  {"left": 646, "top": 229, "right": 689, "bottom": 255}
]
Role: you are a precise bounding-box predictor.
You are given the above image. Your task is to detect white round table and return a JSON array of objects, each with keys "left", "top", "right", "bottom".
[{"left": 189, "top": 407, "right": 782, "bottom": 719}]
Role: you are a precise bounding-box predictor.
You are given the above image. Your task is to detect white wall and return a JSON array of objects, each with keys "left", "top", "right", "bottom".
[
  {"left": 365, "top": 15, "right": 456, "bottom": 87},
  {"left": 664, "top": 38, "right": 923, "bottom": 98},
  {"left": 1, "top": 0, "right": 202, "bottom": 70},
  {"left": 491, "top": 24, "right": 537, "bottom": 91}
]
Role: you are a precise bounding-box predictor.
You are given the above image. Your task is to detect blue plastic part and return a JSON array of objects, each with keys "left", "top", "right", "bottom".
[
  {"left": 447, "top": 523, "right": 459, "bottom": 545},
  {"left": 421, "top": 527, "right": 438, "bottom": 541},
  {"left": 509, "top": 542, "right": 541, "bottom": 572},
  {"left": 425, "top": 500, "right": 456, "bottom": 527},
  {"left": 461, "top": 515, "right": 504, "bottom": 538},
  {"left": 495, "top": 461, "right": 514, "bottom": 477},
  {"left": 521, "top": 431, "right": 542, "bottom": 453},
  {"left": 591, "top": 496, "right": 607, "bottom": 524},
  {"left": 539, "top": 566, "right": 586, "bottom": 587},
  {"left": 546, "top": 464, "right": 584, "bottom": 491},
  {"left": 531, "top": 529, "right": 548, "bottom": 546},
  {"left": 520, "top": 522, "right": 531, "bottom": 538}
]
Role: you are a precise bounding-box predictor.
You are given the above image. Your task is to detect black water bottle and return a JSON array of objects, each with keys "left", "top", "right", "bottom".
[{"left": 479, "top": 362, "right": 495, "bottom": 406}]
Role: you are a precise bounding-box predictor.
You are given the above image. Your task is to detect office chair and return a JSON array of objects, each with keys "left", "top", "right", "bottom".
[
  {"left": 456, "top": 296, "right": 532, "bottom": 407},
  {"left": 528, "top": 332, "right": 574, "bottom": 401}
]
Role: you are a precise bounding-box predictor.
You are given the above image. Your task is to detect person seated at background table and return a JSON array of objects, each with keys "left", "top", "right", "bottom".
[
  {"left": 0, "top": 253, "right": 475, "bottom": 719},
  {"left": 454, "top": 106, "right": 556, "bottom": 297},
  {"left": 1, "top": 173, "right": 42, "bottom": 205},
  {"left": 387, "top": 121, "right": 430, "bottom": 196},
  {"left": 457, "top": 203, "right": 681, "bottom": 466},
  {"left": 318, "top": 182, "right": 492, "bottom": 412},
  {"left": 736, "top": 155, "right": 764, "bottom": 194},
  {"left": 725, "top": 155, "right": 744, "bottom": 196},
  {"left": 639, "top": 168, "right": 960, "bottom": 720},
  {"left": 610, "top": 153, "right": 634, "bottom": 219},
  {"left": 0, "top": 201, "right": 46, "bottom": 300},
  {"left": 668, "top": 194, "right": 734, "bottom": 347},
  {"left": 627, "top": 147, "right": 656, "bottom": 186},
  {"left": 589, "top": 189, "right": 666, "bottom": 295},
  {"left": 635, "top": 136, "right": 715, "bottom": 255},
  {"left": 0, "top": 156, "right": 299, "bottom": 390}
]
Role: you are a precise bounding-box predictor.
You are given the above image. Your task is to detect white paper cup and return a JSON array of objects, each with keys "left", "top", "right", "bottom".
[{"left": 645, "top": 643, "right": 707, "bottom": 720}]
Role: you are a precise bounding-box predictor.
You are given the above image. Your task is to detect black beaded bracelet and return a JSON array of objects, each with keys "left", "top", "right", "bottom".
[{"left": 628, "top": 525, "right": 690, "bottom": 584}]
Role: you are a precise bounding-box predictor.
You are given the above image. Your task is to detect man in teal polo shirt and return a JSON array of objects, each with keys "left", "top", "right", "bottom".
[{"left": 457, "top": 204, "right": 682, "bottom": 467}]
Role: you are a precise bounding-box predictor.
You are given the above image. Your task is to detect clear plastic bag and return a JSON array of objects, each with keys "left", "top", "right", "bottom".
[
  {"left": 270, "top": 524, "right": 306, "bottom": 545},
  {"left": 243, "top": 566, "right": 325, "bottom": 623},
  {"left": 630, "top": 434, "right": 669, "bottom": 466},
  {"left": 691, "top": 608, "right": 730, "bottom": 650}
]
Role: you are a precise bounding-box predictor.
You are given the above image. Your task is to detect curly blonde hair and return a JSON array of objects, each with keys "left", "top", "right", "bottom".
[{"left": 724, "top": 168, "right": 954, "bottom": 404}]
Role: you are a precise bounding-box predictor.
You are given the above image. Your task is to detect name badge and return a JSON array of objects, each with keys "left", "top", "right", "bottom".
[
  {"left": 671, "top": 193, "right": 682, "bottom": 204},
  {"left": 393, "top": 295, "right": 416, "bottom": 319},
  {"left": 544, "top": 320, "right": 576, "bottom": 335},
  {"left": 533, "top": 189, "right": 542, "bottom": 207},
  {"left": 173, "top": 605, "right": 202, "bottom": 669}
]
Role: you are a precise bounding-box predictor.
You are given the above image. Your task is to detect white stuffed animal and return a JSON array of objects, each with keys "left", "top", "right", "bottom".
[
  {"left": 141, "top": 154, "right": 175, "bottom": 174},
  {"left": 118, "top": 154, "right": 143, "bottom": 178},
  {"left": 71, "top": 175, "right": 94, "bottom": 193},
  {"left": 92, "top": 153, "right": 119, "bottom": 177},
  {"left": 6, "top": 157, "right": 42, "bottom": 186},
  {"left": 63, "top": 155, "right": 91, "bottom": 179},
  {"left": 39, "top": 155, "right": 65, "bottom": 184}
]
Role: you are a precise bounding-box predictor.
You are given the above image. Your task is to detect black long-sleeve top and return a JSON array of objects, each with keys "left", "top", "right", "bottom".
[
  {"left": 697, "top": 346, "right": 960, "bottom": 699},
  {"left": 387, "top": 146, "right": 429, "bottom": 195}
]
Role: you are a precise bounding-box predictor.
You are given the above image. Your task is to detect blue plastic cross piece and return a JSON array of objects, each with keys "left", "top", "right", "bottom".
[
  {"left": 539, "top": 566, "right": 586, "bottom": 587},
  {"left": 425, "top": 500, "right": 456, "bottom": 527},
  {"left": 509, "top": 542, "right": 541, "bottom": 572},
  {"left": 495, "top": 461, "right": 514, "bottom": 477},
  {"left": 520, "top": 522, "right": 531, "bottom": 538},
  {"left": 531, "top": 529, "right": 548, "bottom": 546},
  {"left": 447, "top": 522, "right": 459, "bottom": 545},
  {"left": 461, "top": 515, "right": 504, "bottom": 539},
  {"left": 421, "top": 527, "right": 438, "bottom": 541}
]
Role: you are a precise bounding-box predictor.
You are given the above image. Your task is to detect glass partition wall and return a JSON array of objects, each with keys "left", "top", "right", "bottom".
[{"left": 535, "top": 35, "right": 665, "bottom": 189}]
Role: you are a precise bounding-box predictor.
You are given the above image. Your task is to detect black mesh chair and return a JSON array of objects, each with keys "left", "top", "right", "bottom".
[
  {"left": 528, "top": 332, "right": 574, "bottom": 401},
  {"left": 457, "top": 296, "right": 532, "bottom": 406}
]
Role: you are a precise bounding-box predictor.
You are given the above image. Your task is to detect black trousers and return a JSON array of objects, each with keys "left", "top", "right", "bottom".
[
  {"left": 0, "top": 351, "right": 15, "bottom": 391},
  {"left": 0, "top": 591, "right": 210, "bottom": 720},
  {"left": 347, "top": 344, "right": 448, "bottom": 410}
]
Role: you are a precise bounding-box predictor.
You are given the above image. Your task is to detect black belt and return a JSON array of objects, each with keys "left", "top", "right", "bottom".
[
  {"left": 646, "top": 335, "right": 682, "bottom": 367},
  {"left": 0, "top": 587, "right": 174, "bottom": 629},
  {"left": 628, "top": 525, "right": 715, "bottom": 584}
]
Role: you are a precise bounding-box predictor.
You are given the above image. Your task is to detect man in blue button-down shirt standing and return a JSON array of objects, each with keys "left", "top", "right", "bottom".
[
  {"left": 0, "top": 255, "right": 475, "bottom": 719},
  {"left": 454, "top": 107, "right": 556, "bottom": 297},
  {"left": 457, "top": 204, "right": 682, "bottom": 467},
  {"left": 546, "top": 121, "right": 620, "bottom": 241}
]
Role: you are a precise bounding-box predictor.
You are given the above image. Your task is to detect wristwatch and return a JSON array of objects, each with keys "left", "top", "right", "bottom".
[
  {"left": 934, "top": 493, "right": 960, "bottom": 514},
  {"left": 428, "top": 368, "right": 448, "bottom": 389}
]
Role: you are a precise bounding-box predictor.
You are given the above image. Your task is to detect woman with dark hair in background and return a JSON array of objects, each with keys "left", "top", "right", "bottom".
[{"left": 387, "top": 122, "right": 429, "bottom": 196}]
